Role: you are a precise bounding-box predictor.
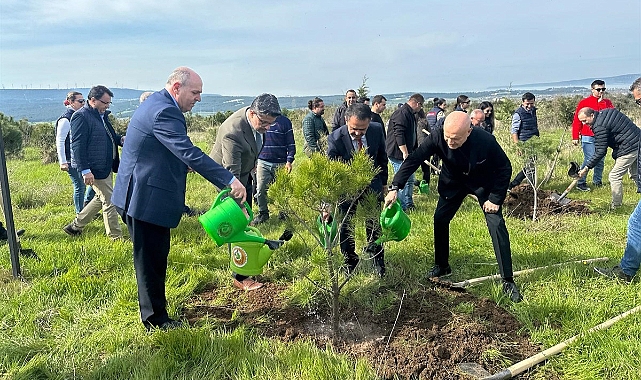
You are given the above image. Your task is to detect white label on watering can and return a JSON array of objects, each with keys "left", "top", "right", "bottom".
[{"left": 232, "top": 246, "right": 248, "bottom": 267}]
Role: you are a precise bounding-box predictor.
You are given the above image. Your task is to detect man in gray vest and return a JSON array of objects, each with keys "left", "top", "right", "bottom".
[{"left": 508, "top": 92, "right": 539, "bottom": 190}]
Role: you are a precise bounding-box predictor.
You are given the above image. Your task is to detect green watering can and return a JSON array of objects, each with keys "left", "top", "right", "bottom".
[
  {"left": 316, "top": 214, "right": 338, "bottom": 248},
  {"left": 419, "top": 180, "right": 430, "bottom": 194},
  {"left": 229, "top": 226, "right": 283, "bottom": 276},
  {"left": 376, "top": 200, "right": 411, "bottom": 244},
  {"left": 199, "top": 188, "right": 262, "bottom": 247}
]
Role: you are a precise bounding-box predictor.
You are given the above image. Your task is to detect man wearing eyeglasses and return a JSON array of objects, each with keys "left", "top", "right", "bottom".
[
  {"left": 576, "top": 104, "right": 639, "bottom": 209},
  {"left": 571, "top": 80, "right": 614, "bottom": 192},
  {"left": 64, "top": 85, "right": 123, "bottom": 239},
  {"left": 594, "top": 77, "right": 641, "bottom": 283},
  {"left": 210, "top": 93, "right": 281, "bottom": 291}
]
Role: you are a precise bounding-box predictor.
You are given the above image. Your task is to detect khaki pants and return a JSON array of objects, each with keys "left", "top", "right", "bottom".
[
  {"left": 609, "top": 151, "right": 638, "bottom": 208},
  {"left": 72, "top": 172, "right": 122, "bottom": 238}
]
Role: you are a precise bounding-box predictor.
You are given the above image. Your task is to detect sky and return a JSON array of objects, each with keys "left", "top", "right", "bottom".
[{"left": 1, "top": 0, "right": 640, "bottom": 97}]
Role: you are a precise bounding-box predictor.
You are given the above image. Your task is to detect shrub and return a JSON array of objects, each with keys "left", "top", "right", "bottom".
[
  {"left": 29, "top": 122, "right": 57, "bottom": 163},
  {"left": 0, "top": 113, "right": 24, "bottom": 158}
]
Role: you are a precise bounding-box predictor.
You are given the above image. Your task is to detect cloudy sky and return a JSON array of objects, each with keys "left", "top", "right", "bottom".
[{"left": 1, "top": 0, "right": 639, "bottom": 96}]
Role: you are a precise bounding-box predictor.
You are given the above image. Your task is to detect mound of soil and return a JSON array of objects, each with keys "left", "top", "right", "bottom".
[
  {"left": 504, "top": 184, "right": 592, "bottom": 219},
  {"left": 185, "top": 283, "right": 542, "bottom": 379}
]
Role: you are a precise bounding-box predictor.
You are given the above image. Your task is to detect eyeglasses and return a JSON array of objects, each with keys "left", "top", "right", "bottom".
[
  {"left": 593, "top": 88, "right": 606, "bottom": 92},
  {"left": 96, "top": 98, "right": 112, "bottom": 105},
  {"left": 255, "top": 113, "right": 276, "bottom": 127},
  {"left": 75, "top": 99, "right": 85, "bottom": 104}
]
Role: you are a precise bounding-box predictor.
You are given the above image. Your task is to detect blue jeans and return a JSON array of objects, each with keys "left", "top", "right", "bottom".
[
  {"left": 85, "top": 186, "right": 95, "bottom": 204},
  {"left": 579, "top": 136, "right": 604, "bottom": 186},
  {"left": 620, "top": 199, "right": 641, "bottom": 277},
  {"left": 67, "top": 166, "right": 86, "bottom": 214},
  {"left": 389, "top": 157, "right": 414, "bottom": 210}
]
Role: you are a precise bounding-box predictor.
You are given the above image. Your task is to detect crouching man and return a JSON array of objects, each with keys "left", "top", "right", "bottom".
[{"left": 384, "top": 111, "right": 522, "bottom": 302}]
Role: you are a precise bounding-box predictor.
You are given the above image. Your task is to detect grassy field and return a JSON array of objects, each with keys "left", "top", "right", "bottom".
[{"left": 1, "top": 116, "right": 641, "bottom": 379}]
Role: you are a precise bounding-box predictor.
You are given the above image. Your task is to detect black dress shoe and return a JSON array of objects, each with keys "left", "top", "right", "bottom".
[
  {"left": 345, "top": 256, "right": 360, "bottom": 275},
  {"left": 427, "top": 264, "right": 452, "bottom": 278},
  {"left": 145, "top": 318, "right": 184, "bottom": 331},
  {"left": 502, "top": 280, "right": 523, "bottom": 303}
]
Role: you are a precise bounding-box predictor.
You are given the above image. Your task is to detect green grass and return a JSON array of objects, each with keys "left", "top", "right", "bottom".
[{"left": 2, "top": 115, "right": 641, "bottom": 380}]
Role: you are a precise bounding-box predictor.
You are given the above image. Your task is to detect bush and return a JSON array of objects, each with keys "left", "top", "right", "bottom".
[
  {"left": 0, "top": 113, "right": 24, "bottom": 158},
  {"left": 29, "top": 122, "right": 57, "bottom": 163}
]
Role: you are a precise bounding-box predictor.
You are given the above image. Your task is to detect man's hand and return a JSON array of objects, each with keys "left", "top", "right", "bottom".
[
  {"left": 60, "top": 163, "right": 69, "bottom": 172},
  {"left": 572, "top": 139, "right": 579, "bottom": 146},
  {"left": 229, "top": 178, "right": 247, "bottom": 203},
  {"left": 285, "top": 162, "right": 292, "bottom": 174},
  {"left": 384, "top": 190, "right": 398, "bottom": 209},
  {"left": 83, "top": 172, "right": 95, "bottom": 186},
  {"left": 578, "top": 167, "right": 589, "bottom": 178},
  {"left": 482, "top": 200, "right": 499, "bottom": 213}
]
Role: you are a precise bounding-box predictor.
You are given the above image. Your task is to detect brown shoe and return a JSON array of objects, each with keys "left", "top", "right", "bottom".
[{"left": 233, "top": 278, "right": 264, "bottom": 291}]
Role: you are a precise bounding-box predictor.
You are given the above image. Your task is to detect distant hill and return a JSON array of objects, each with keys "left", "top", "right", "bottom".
[
  {"left": 1, "top": 74, "right": 638, "bottom": 123},
  {"left": 488, "top": 74, "right": 639, "bottom": 90}
]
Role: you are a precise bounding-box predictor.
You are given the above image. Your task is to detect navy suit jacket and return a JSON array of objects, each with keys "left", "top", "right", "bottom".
[
  {"left": 112, "top": 89, "right": 234, "bottom": 228},
  {"left": 327, "top": 122, "right": 388, "bottom": 195}
]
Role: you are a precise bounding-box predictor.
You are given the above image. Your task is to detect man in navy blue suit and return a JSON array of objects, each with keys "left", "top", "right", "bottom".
[
  {"left": 112, "top": 67, "right": 246, "bottom": 331},
  {"left": 327, "top": 103, "right": 388, "bottom": 276}
]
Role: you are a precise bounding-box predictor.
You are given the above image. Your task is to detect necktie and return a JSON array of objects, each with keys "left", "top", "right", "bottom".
[{"left": 357, "top": 139, "right": 363, "bottom": 151}]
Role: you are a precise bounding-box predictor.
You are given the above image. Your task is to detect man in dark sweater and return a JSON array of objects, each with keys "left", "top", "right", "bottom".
[
  {"left": 370, "top": 95, "right": 387, "bottom": 127},
  {"left": 252, "top": 115, "right": 296, "bottom": 225},
  {"left": 331, "top": 90, "right": 358, "bottom": 132},
  {"left": 577, "top": 107, "right": 640, "bottom": 208},
  {"left": 385, "top": 93, "right": 424, "bottom": 211},
  {"left": 384, "top": 111, "right": 522, "bottom": 302}
]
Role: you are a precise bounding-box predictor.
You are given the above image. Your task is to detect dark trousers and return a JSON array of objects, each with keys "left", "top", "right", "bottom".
[
  {"left": 338, "top": 194, "right": 384, "bottom": 262},
  {"left": 121, "top": 212, "right": 172, "bottom": 326},
  {"left": 433, "top": 192, "right": 513, "bottom": 279}
]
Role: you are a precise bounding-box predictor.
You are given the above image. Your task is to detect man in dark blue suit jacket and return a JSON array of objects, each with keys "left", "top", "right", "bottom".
[
  {"left": 327, "top": 103, "right": 388, "bottom": 276},
  {"left": 112, "top": 67, "right": 246, "bottom": 330}
]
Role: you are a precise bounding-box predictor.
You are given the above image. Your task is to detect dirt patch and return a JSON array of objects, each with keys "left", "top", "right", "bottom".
[
  {"left": 185, "top": 283, "right": 541, "bottom": 379},
  {"left": 504, "top": 184, "right": 592, "bottom": 219}
]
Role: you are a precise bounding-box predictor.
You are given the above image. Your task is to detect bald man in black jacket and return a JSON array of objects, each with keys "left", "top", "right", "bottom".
[{"left": 384, "top": 111, "right": 522, "bottom": 302}]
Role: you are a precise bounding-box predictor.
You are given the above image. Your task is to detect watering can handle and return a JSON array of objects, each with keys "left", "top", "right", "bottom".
[{"left": 212, "top": 188, "right": 231, "bottom": 208}]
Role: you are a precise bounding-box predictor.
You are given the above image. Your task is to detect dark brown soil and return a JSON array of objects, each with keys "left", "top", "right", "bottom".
[
  {"left": 185, "top": 282, "right": 542, "bottom": 379},
  {"left": 504, "top": 184, "right": 592, "bottom": 219}
]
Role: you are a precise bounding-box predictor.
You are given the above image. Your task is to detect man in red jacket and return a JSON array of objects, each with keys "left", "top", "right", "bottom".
[{"left": 572, "top": 80, "right": 614, "bottom": 191}]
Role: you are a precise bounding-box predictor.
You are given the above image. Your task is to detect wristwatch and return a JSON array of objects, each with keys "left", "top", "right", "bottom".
[{"left": 387, "top": 184, "right": 399, "bottom": 191}]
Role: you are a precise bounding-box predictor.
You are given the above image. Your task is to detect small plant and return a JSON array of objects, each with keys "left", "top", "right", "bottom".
[
  {"left": 269, "top": 151, "right": 378, "bottom": 343},
  {"left": 357, "top": 75, "right": 369, "bottom": 99}
]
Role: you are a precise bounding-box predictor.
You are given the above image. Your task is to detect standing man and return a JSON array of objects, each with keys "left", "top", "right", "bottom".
[
  {"left": 302, "top": 97, "right": 329, "bottom": 156},
  {"left": 112, "top": 67, "right": 245, "bottom": 330},
  {"left": 332, "top": 89, "right": 358, "bottom": 132},
  {"left": 252, "top": 114, "right": 296, "bottom": 225},
  {"left": 385, "top": 93, "right": 424, "bottom": 211},
  {"left": 595, "top": 77, "right": 641, "bottom": 282},
  {"left": 508, "top": 92, "right": 539, "bottom": 190},
  {"left": 210, "top": 93, "right": 281, "bottom": 291},
  {"left": 572, "top": 80, "right": 615, "bottom": 191},
  {"left": 576, "top": 107, "right": 639, "bottom": 209},
  {"left": 384, "top": 111, "right": 522, "bottom": 302},
  {"left": 63, "top": 85, "right": 123, "bottom": 239},
  {"left": 327, "top": 103, "right": 388, "bottom": 276},
  {"left": 370, "top": 95, "right": 387, "bottom": 127}
]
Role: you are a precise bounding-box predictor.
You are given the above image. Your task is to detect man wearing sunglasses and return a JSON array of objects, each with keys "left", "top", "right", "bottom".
[
  {"left": 572, "top": 80, "right": 614, "bottom": 192},
  {"left": 64, "top": 85, "right": 123, "bottom": 239},
  {"left": 210, "top": 93, "right": 281, "bottom": 291},
  {"left": 594, "top": 77, "right": 641, "bottom": 283}
]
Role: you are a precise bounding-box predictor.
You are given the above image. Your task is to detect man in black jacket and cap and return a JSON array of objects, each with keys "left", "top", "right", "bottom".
[
  {"left": 384, "top": 111, "right": 522, "bottom": 302},
  {"left": 577, "top": 107, "right": 640, "bottom": 208}
]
